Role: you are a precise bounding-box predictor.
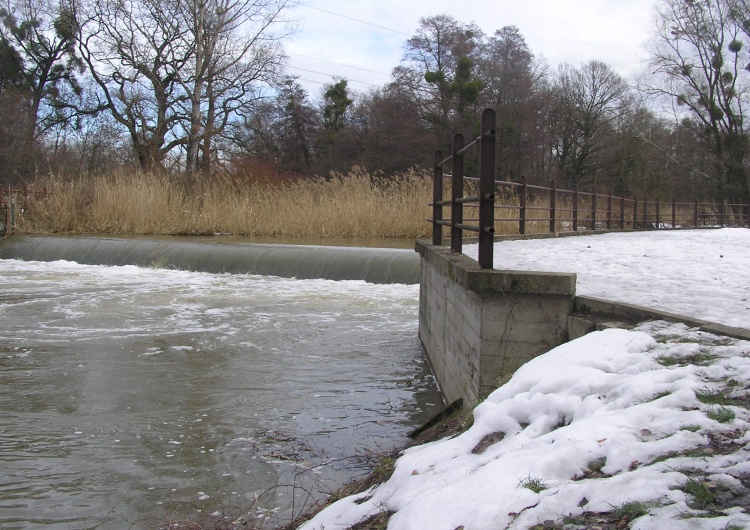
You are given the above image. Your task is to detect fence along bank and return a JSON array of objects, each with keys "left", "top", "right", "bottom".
[{"left": 417, "top": 108, "right": 750, "bottom": 406}]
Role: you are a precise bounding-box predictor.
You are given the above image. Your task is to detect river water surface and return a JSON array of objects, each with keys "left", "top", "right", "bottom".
[{"left": 0, "top": 258, "right": 441, "bottom": 528}]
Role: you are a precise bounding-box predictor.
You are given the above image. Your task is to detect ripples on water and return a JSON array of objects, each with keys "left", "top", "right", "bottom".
[{"left": 0, "top": 260, "right": 442, "bottom": 528}]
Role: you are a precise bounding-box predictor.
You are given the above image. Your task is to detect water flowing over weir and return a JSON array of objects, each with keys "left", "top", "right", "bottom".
[
  {"left": 0, "top": 236, "right": 440, "bottom": 529},
  {"left": 0, "top": 235, "right": 420, "bottom": 284}
]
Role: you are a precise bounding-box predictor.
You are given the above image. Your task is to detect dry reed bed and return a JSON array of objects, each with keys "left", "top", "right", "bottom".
[{"left": 20, "top": 168, "right": 435, "bottom": 238}]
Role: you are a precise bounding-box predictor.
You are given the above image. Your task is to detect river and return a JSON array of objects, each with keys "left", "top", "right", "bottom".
[{"left": 0, "top": 255, "right": 441, "bottom": 529}]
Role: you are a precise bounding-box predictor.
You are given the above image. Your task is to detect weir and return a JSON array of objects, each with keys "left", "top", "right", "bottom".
[{"left": 0, "top": 234, "right": 420, "bottom": 284}]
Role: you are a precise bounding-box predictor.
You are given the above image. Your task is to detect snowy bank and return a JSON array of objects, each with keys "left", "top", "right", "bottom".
[
  {"left": 464, "top": 228, "right": 750, "bottom": 330},
  {"left": 300, "top": 322, "right": 750, "bottom": 530},
  {"left": 300, "top": 229, "right": 750, "bottom": 530}
]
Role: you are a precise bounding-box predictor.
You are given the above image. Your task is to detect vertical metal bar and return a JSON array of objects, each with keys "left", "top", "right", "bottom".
[
  {"left": 633, "top": 195, "right": 638, "bottom": 229},
  {"left": 591, "top": 188, "right": 597, "bottom": 230},
  {"left": 607, "top": 190, "right": 612, "bottom": 230},
  {"left": 720, "top": 201, "right": 725, "bottom": 227},
  {"left": 478, "top": 108, "right": 496, "bottom": 269},
  {"left": 549, "top": 180, "right": 556, "bottom": 233},
  {"left": 643, "top": 198, "right": 648, "bottom": 228},
  {"left": 519, "top": 175, "right": 527, "bottom": 235},
  {"left": 9, "top": 196, "right": 16, "bottom": 234},
  {"left": 451, "top": 134, "right": 464, "bottom": 254},
  {"left": 432, "top": 150, "right": 443, "bottom": 246},
  {"left": 655, "top": 198, "right": 661, "bottom": 228},
  {"left": 620, "top": 196, "right": 625, "bottom": 229},
  {"left": 694, "top": 198, "right": 699, "bottom": 227},
  {"left": 573, "top": 185, "right": 579, "bottom": 231},
  {"left": 672, "top": 197, "right": 676, "bottom": 228}
]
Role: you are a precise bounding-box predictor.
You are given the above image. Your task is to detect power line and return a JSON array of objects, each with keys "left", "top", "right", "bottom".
[
  {"left": 299, "top": 3, "right": 412, "bottom": 37},
  {"left": 286, "top": 65, "right": 380, "bottom": 87},
  {"left": 288, "top": 53, "right": 390, "bottom": 77}
]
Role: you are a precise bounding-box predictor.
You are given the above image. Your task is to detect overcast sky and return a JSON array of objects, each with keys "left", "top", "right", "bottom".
[{"left": 283, "top": 0, "right": 658, "bottom": 97}]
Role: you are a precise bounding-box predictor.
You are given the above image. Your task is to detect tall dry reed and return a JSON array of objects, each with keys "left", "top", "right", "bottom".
[{"left": 20, "top": 167, "right": 437, "bottom": 239}]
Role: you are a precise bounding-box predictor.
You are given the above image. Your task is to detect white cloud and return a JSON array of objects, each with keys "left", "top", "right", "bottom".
[{"left": 284, "top": 0, "right": 657, "bottom": 95}]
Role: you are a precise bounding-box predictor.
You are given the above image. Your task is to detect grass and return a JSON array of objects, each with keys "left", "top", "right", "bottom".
[
  {"left": 655, "top": 351, "right": 716, "bottom": 367},
  {"left": 518, "top": 475, "right": 548, "bottom": 493},
  {"left": 682, "top": 478, "right": 717, "bottom": 509},
  {"left": 696, "top": 387, "right": 732, "bottom": 406},
  {"left": 706, "top": 406, "right": 736, "bottom": 423},
  {"left": 612, "top": 501, "right": 649, "bottom": 521}
]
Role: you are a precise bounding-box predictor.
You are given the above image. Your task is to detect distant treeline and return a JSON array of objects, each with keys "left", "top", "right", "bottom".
[{"left": 1, "top": 0, "right": 749, "bottom": 207}]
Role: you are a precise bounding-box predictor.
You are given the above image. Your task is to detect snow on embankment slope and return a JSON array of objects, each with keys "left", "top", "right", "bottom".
[{"left": 301, "top": 322, "right": 750, "bottom": 530}]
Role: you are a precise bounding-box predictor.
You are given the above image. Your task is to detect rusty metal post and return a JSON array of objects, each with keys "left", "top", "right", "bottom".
[
  {"left": 655, "top": 198, "right": 661, "bottom": 228},
  {"left": 633, "top": 196, "right": 638, "bottom": 229},
  {"left": 720, "top": 201, "right": 725, "bottom": 227},
  {"left": 672, "top": 198, "right": 676, "bottom": 228},
  {"left": 519, "top": 175, "right": 527, "bottom": 235},
  {"left": 432, "top": 150, "right": 443, "bottom": 245},
  {"left": 643, "top": 198, "right": 648, "bottom": 228},
  {"left": 9, "top": 196, "right": 15, "bottom": 234},
  {"left": 607, "top": 190, "right": 612, "bottom": 230},
  {"left": 451, "top": 134, "right": 464, "bottom": 254},
  {"left": 549, "top": 180, "right": 556, "bottom": 233},
  {"left": 477, "top": 108, "right": 496, "bottom": 269},
  {"left": 591, "top": 188, "right": 597, "bottom": 230},
  {"left": 573, "top": 185, "right": 579, "bottom": 231},
  {"left": 694, "top": 199, "right": 699, "bottom": 227},
  {"left": 620, "top": 196, "right": 625, "bottom": 229}
]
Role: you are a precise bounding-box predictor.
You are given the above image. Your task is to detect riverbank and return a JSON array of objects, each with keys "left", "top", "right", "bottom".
[
  {"left": 293, "top": 229, "right": 750, "bottom": 530},
  {"left": 297, "top": 321, "right": 750, "bottom": 530}
]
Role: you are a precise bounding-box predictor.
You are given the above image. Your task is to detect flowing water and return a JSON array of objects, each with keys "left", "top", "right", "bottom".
[{"left": 0, "top": 255, "right": 442, "bottom": 529}]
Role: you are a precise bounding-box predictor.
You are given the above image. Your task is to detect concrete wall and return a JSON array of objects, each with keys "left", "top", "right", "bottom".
[{"left": 416, "top": 241, "right": 576, "bottom": 404}]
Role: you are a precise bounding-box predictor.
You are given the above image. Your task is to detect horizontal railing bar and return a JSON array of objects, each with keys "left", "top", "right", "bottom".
[
  {"left": 454, "top": 223, "right": 480, "bottom": 232},
  {"left": 455, "top": 196, "right": 480, "bottom": 204}
]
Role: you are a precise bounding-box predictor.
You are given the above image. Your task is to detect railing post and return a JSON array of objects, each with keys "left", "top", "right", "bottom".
[
  {"left": 591, "top": 188, "right": 597, "bottom": 230},
  {"left": 573, "top": 185, "right": 579, "bottom": 231},
  {"left": 432, "top": 150, "right": 443, "bottom": 246},
  {"left": 694, "top": 198, "right": 699, "bottom": 227},
  {"left": 620, "top": 196, "right": 625, "bottom": 229},
  {"left": 672, "top": 197, "right": 676, "bottom": 228},
  {"left": 607, "top": 190, "right": 612, "bottom": 230},
  {"left": 9, "top": 196, "right": 15, "bottom": 234},
  {"left": 655, "top": 198, "right": 661, "bottom": 228},
  {"left": 633, "top": 195, "right": 638, "bottom": 229},
  {"left": 643, "top": 197, "right": 648, "bottom": 228},
  {"left": 451, "top": 134, "right": 464, "bottom": 254},
  {"left": 478, "top": 108, "right": 496, "bottom": 269},
  {"left": 519, "top": 175, "right": 527, "bottom": 235},
  {"left": 720, "top": 201, "right": 725, "bottom": 227},
  {"left": 549, "top": 180, "right": 556, "bottom": 233}
]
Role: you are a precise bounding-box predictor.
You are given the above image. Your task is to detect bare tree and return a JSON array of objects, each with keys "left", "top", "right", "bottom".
[
  {"left": 173, "top": 0, "right": 288, "bottom": 174},
  {"left": 74, "top": 0, "right": 190, "bottom": 171},
  {"left": 643, "top": 0, "right": 750, "bottom": 204},
  {"left": 548, "top": 60, "right": 630, "bottom": 187}
]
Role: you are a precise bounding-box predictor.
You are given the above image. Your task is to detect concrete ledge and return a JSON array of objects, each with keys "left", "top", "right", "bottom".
[
  {"left": 416, "top": 240, "right": 576, "bottom": 296},
  {"left": 575, "top": 295, "right": 750, "bottom": 341}
]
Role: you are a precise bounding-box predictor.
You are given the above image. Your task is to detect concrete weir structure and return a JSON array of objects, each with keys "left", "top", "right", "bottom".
[{"left": 416, "top": 240, "right": 577, "bottom": 404}]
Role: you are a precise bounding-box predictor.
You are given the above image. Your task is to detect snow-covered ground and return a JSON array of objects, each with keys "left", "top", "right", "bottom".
[
  {"left": 299, "top": 228, "right": 750, "bottom": 530},
  {"left": 465, "top": 228, "right": 750, "bottom": 330}
]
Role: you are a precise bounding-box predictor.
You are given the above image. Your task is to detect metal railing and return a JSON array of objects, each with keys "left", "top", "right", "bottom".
[
  {"left": 1, "top": 185, "right": 46, "bottom": 237},
  {"left": 429, "top": 108, "right": 750, "bottom": 269}
]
